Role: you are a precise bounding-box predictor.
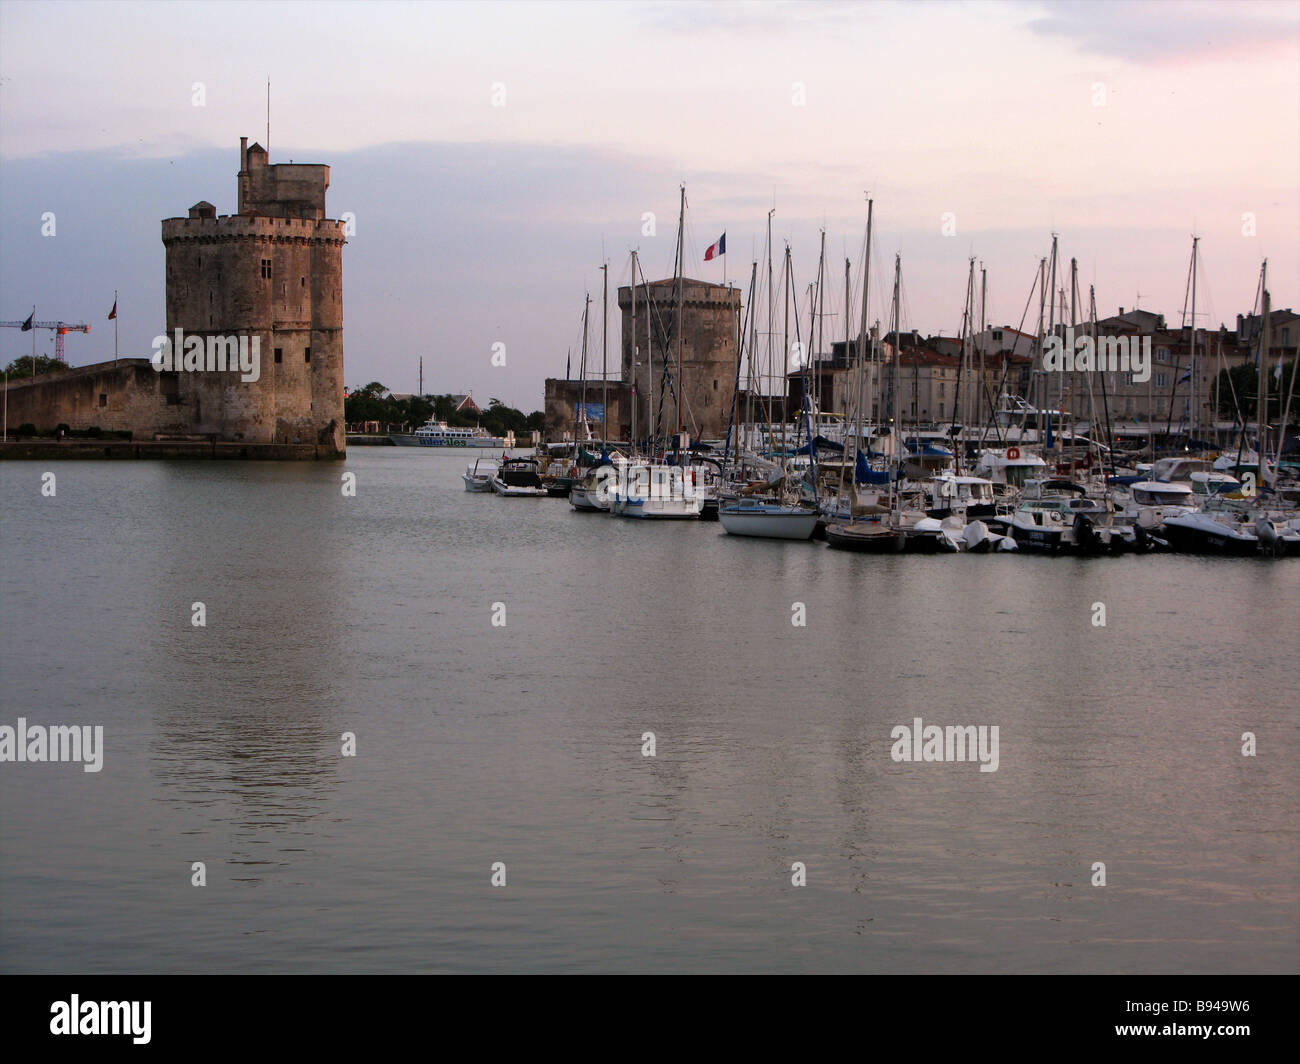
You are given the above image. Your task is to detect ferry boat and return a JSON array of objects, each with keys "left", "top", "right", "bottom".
[{"left": 390, "top": 419, "right": 508, "bottom": 448}]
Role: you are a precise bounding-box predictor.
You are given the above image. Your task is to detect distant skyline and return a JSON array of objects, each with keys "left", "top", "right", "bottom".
[{"left": 2, "top": 0, "right": 1297, "bottom": 409}]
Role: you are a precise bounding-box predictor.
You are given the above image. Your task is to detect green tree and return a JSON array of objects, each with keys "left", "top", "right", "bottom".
[
  {"left": 1216, "top": 360, "right": 1298, "bottom": 423},
  {"left": 5, "top": 355, "right": 67, "bottom": 377}
]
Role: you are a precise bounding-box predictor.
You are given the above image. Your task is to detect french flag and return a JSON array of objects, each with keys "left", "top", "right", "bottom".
[{"left": 704, "top": 233, "right": 726, "bottom": 261}]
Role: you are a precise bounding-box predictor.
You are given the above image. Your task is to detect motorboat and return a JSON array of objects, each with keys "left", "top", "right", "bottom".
[
  {"left": 462, "top": 457, "right": 498, "bottom": 492},
  {"left": 491, "top": 457, "right": 547, "bottom": 497}
]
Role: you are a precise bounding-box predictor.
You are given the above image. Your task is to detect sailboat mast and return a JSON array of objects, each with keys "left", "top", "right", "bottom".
[
  {"left": 676, "top": 185, "right": 685, "bottom": 452},
  {"left": 1070, "top": 256, "right": 1078, "bottom": 476},
  {"left": 601, "top": 262, "right": 609, "bottom": 443},
  {"left": 858, "top": 199, "right": 874, "bottom": 506},
  {"left": 783, "top": 243, "right": 791, "bottom": 454},
  {"left": 1189, "top": 236, "right": 1199, "bottom": 443},
  {"left": 979, "top": 264, "right": 987, "bottom": 448},
  {"left": 581, "top": 294, "right": 593, "bottom": 440},
  {"left": 630, "top": 250, "right": 638, "bottom": 450},
  {"left": 816, "top": 229, "right": 826, "bottom": 418},
  {"left": 765, "top": 208, "right": 775, "bottom": 451},
  {"left": 891, "top": 252, "right": 901, "bottom": 469},
  {"left": 1047, "top": 235, "right": 1058, "bottom": 452},
  {"left": 1259, "top": 276, "right": 1270, "bottom": 479}
]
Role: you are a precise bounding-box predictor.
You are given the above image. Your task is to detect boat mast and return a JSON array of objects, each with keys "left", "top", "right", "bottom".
[
  {"left": 578, "top": 293, "right": 591, "bottom": 441},
  {"left": 1047, "top": 235, "right": 1058, "bottom": 453},
  {"left": 1189, "top": 236, "right": 1198, "bottom": 445},
  {"left": 783, "top": 243, "right": 791, "bottom": 456},
  {"left": 765, "top": 208, "right": 775, "bottom": 453},
  {"left": 1069, "top": 256, "right": 1078, "bottom": 478},
  {"left": 816, "top": 228, "right": 826, "bottom": 419},
  {"left": 859, "top": 199, "right": 874, "bottom": 511},
  {"left": 675, "top": 185, "right": 685, "bottom": 458},
  {"left": 891, "top": 251, "right": 901, "bottom": 486},
  {"left": 978, "top": 263, "right": 987, "bottom": 451},
  {"left": 601, "top": 261, "right": 609, "bottom": 444},
  {"left": 630, "top": 250, "right": 638, "bottom": 450},
  {"left": 1259, "top": 278, "right": 1270, "bottom": 483}
]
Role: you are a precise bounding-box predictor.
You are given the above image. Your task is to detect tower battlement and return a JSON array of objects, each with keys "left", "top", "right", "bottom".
[{"left": 161, "top": 215, "right": 347, "bottom": 243}]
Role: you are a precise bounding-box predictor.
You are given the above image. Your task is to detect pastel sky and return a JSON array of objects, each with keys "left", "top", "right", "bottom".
[{"left": 1, "top": 0, "right": 1296, "bottom": 408}]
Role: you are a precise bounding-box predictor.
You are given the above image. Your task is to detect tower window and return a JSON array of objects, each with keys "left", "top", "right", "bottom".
[
  {"left": 261, "top": 259, "right": 272, "bottom": 279},
  {"left": 274, "top": 348, "right": 283, "bottom": 364},
  {"left": 301, "top": 277, "right": 306, "bottom": 288},
  {"left": 99, "top": 393, "right": 107, "bottom": 407},
  {"left": 713, "top": 379, "right": 718, "bottom": 390},
  {"left": 304, "top": 347, "right": 311, "bottom": 363}
]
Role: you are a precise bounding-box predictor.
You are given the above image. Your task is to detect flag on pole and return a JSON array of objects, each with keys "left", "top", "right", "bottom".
[
  {"left": 704, "top": 233, "right": 726, "bottom": 261},
  {"left": 1275, "top": 361, "right": 1283, "bottom": 381},
  {"left": 1178, "top": 368, "right": 1191, "bottom": 383},
  {"left": 108, "top": 300, "right": 117, "bottom": 320},
  {"left": 20, "top": 312, "right": 34, "bottom": 331}
]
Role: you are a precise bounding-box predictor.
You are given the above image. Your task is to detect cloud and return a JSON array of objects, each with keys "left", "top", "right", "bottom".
[
  {"left": 1023, "top": 0, "right": 1300, "bottom": 64},
  {"left": 635, "top": 0, "right": 868, "bottom": 34}
]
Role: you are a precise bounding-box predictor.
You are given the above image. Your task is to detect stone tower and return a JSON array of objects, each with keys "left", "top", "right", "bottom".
[
  {"left": 617, "top": 278, "right": 741, "bottom": 442},
  {"left": 160, "top": 137, "right": 346, "bottom": 452}
]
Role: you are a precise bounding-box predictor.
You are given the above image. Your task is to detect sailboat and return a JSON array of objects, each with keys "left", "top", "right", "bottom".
[
  {"left": 610, "top": 186, "right": 702, "bottom": 520},
  {"left": 825, "top": 206, "right": 939, "bottom": 552},
  {"left": 719, "top": 243, "right": 819, "bottom": 540}
]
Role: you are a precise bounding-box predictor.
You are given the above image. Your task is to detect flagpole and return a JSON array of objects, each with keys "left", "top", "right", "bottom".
[
  {"left": 114, "top": 290, "right": 119, "bottom": 365},
  {"left": 31, "top": 305, "right": 36, "bottom": 380}
]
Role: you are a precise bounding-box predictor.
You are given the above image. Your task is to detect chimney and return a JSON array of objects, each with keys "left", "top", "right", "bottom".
[
  {"left": 1119, "top": 307, "right": 1124, "bottom": 315},
  {"left": 240, "top": 136, "right": 248, "bottom": 172}
]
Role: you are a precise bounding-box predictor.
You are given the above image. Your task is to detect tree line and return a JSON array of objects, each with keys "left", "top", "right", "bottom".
[{"left": 344, "top": 383, "right": 543, "bottom": 435}]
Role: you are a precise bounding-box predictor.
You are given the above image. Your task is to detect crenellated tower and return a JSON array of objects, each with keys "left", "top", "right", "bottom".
[{"left": 160, "top": 137, "right": 346, "bottom": 453}]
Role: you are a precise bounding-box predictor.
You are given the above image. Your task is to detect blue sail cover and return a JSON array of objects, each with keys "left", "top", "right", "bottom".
[
  {"left": 793, "top": 435, "right": 845, "bottom": 456},
  {"left": 855, "top": 450, "right": 893, "bottom": 484}
]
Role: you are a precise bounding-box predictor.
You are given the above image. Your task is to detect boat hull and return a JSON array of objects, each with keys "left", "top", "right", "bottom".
[
  {"left": 719, "top": 507, "right": 818, "bottom": 540},
  {"left": 391, "top": 435, "right": 506, "bottom": 448},
  {"left": 610, "top": 496, "right": 703, "bottom": 519},
  {"left": 569, "top": 486, "right": 608, "bottom": 512},
  {"left": 825, "top": 523, "right": 907, "bottom": 553},
  {"left": 1161, "top": 514, "right": 1261, "bottom": 556}
]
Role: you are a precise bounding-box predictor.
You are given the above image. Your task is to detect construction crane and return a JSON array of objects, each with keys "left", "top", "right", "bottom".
[{"left": 1, "top": 318, "right": 91, "bottom": 362}]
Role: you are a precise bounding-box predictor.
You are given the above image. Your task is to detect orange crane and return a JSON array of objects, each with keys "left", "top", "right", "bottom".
[{"left": 1, "top": 317, "right": 91, "bottom": 362}]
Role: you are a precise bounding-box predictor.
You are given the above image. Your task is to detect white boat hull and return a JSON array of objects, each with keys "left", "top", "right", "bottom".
[
  {"left": 611, "top": 495, "right": 703, "bottom": 519},
  {"left": 719, "top": 508, "right": 818, "bottom": 540},
  {"left": 491, "top": 478, "right": 546, "bottom": 497}
]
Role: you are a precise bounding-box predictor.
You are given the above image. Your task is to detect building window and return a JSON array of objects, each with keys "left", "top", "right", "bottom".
[
  {"left": 301, "top": 277, "right": 306, "bottom": 288},
  {"left": 304, "top": 347, "right": 311, "bottom": 363},
  {"left": 712, "top": 379, "right": 718, "bottom": 391},
  {"left": 1155, "top": 372, "right": 1168, "bottom": 388},
  {"left": 99, "top": 393, "right": 107, "bottom": 407},
  {"left": 993, "top": 330, "right": 1002, "bottom": 341},
  {"left": 1156, "top": 347, "right": 1169, "bottom": 363},
  {"left": 261, "top": 259, "right": 272, "bottom": 279},
  {"left": 274, "top": 348, "right": 283, "bottom": 364}
]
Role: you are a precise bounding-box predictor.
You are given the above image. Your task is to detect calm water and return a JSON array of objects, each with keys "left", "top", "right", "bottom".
[{"left": 1, "top": 451, "right": 1297, "bottom": 973}]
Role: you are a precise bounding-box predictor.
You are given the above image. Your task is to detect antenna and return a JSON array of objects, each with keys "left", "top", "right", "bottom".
[{"left": 266, "top": 78, "right": 271, "bottom": 156}]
